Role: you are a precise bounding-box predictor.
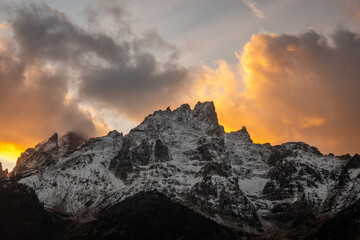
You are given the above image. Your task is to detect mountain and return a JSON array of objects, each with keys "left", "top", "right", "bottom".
[{"left": 2, "top": 101, "right": 360, "bottom": 239}]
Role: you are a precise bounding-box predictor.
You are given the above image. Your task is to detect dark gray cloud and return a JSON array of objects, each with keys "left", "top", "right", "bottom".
[
  {"left": 80, "top": 58, "right": 191, "bottom": 119},
  {"left": 0, "top": 35, "right": 105, "bottom": 145},
  {"left": 0, "top": 0, "right": 194, "bottom": 150},
  {"left": 9, "top": 3, "right": 129, "bottom": 65},
  {"left": 4, "top": 1, "right": 194, "bottom": 122}
]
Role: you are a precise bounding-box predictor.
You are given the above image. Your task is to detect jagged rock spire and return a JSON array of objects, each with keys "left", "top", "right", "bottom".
[
  {"left": 48, "top": 133, "right": 58, "bottom": 142},
  {"left": 192, "top": 101, "right": 219, "bottom": 125}
]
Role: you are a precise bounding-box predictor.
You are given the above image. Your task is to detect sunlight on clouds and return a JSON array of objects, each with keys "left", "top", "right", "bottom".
[
  {"left": 0, "top": 2, "right": 359, "bottom": 162},
  {"left": 195, "top": 62, "right": 242, "bottom": 133},
  {"left": 0, "top": 142, "right": 26, "bottom": 163},
  {"left": 77, "top": 104, "right": 110, "bottom": 136},
  {"left": 0, "top": 22, "right": 9, "bottom": 29},
  {"left": 0, "top": 37, "right": 6, "bottom": 53},
  {"left": 300, "top": 117, "right": 326, "bottom": 129},
  {"left": 192, "top": 30, "right": 360, "bottom": 155}
]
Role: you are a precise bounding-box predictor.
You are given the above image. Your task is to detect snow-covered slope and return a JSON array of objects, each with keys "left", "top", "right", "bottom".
[
  {"left": 18, "top": 130, "right": 124, "bottom": 218},
  {"left": 13, "top": 101, "right": 360, "bottom": 234}
]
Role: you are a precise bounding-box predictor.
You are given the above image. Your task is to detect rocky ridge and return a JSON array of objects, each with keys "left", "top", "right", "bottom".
[
  {"left": 6, "top": 101, "right": 360, "bottom": 237},
  {"left": 11, "top": 132, "right": 86, "bottom": 177}
]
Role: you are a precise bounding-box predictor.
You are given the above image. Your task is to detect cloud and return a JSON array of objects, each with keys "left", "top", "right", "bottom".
[
  {"left": 0, "top": 0, "right": 195, "bottom": 154},
  {"left": 195, "top": 29, "right": 360, "bottom": 155},
  {"left": 342, "top": 0, "right": 360, "bottom": 23},
  {"left": 0, "top": 35, "right": 108, "bottom": 146},
  {"left": 242, "top": 0, "right": 265, "bottom": 19},
  {"left": 78, "top": 27, "right": 195, "bottom": 121},
  {"left": 9, "top": 3, "right": 128, "bottom": 65},
  {"left": 0, "top": 22, "right": 9, "bottom": 29},
  {"left": 0, "top": 1, "right": 359, "bottom": 161},
  {"left": 0, "top": 2, "right": 116, "bottom": 150},
  {"left": 6, "top": 2, "right": 195, "bottom": 122}
]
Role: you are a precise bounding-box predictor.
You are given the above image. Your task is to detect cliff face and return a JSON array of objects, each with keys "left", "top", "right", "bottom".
[{"left": 10, "top": 101, "right": 360, "bottom": 238}]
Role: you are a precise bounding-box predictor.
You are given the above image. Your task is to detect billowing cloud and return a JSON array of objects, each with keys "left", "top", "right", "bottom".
[
  {"left": 10, "top": 3, "right": 128, "bottom": 65},
  {"left": 78, "top": 26, "right": 194, "bottom": 120},
  {"left": 0, "top": 1, "right": 196, "bottom": 168},
  {"left": 242, "top": 0, "right": 265, "bottom": 19},
  {"left": 6, "top": 2, "right": 195, "bottom": 121},
  {"left": 195, "top": 29, "right": 360, "bottom": 155},
  {"left": 0, "top": 34, "right": 107, "bottom": 147}
]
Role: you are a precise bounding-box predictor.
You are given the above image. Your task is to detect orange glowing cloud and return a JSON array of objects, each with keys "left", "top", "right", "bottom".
[
  {"left": 0, "top": 143, "right": 26, "bottom": 163},
  {"left": 0, "top": 33, "right": 108, "bottom": 169},
  {"left": 192, "top": 30, "right": 360, "bottom": 155}
]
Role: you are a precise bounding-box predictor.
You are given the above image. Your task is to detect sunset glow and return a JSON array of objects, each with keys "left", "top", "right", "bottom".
[
  {"left": 0, "top": 0, "right": 359, "bottom": 171},
  {"left": 0, "top": 143, "right": 25, "bottom": 163},
  {"left": 191, "top": 31, "right": 360, "bottom": 153}
]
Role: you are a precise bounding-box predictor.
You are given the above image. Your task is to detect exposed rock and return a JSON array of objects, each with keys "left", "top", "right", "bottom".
[
  {"left": 11, "top": 131, "right": 86, "bottom": 176},
  {"left": 229, "top": 126, "right": 253, "bottom": 143},
  {"left": 48, "top": 133, "right": 58, "bottom": 142},
  {"left": 154, "top": 139, "right": 169, "bottom": 162},
  {"left": 347, "top": 154, "right": 360, "bottom": 169}
]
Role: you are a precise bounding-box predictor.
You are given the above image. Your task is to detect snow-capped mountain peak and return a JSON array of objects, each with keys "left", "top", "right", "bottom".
[{"left": 8, "top": 101, "right": 360, "bottom": 235}]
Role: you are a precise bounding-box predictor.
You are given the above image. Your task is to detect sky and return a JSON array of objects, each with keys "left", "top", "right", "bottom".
[{"left": 0, "top": 0, "right": 360, "bottom": 171}]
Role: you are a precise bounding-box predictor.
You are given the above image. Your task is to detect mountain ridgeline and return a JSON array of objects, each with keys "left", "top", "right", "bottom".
[{"left": 1, "top": 101, "right": 359, "bottom": 239}]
